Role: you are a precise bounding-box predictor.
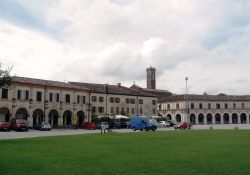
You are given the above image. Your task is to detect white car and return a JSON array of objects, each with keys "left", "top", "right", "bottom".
[{"left": 157, "top": 121, "right": 167, "bottom": 128}]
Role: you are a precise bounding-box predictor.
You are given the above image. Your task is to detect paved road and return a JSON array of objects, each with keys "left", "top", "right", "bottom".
[{"left": 1, "top": 124, "right": 250, "bottom": 140}]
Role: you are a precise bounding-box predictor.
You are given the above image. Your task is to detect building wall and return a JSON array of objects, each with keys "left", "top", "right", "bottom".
[
  {"left": 159, "top": 100, "right": 250, "bottom": 124},
  {"left": 0, "top": 83, "right": 157, "bottom": 127}
]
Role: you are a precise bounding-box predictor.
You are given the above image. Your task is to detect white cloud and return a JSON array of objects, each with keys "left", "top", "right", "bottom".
[{"left": 0, "top": 0, "right": 250, "bottom": 95}]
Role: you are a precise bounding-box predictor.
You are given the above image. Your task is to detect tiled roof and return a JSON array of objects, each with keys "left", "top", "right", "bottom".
[
  {"left": 12, "top": 76, "right": 89, "bottom": 90},
  {"left": 70, "top": 82, "right": 156, "bottom": 97},
  {"left": 130, "top": 84, "right": 172, "bottom": 99},
  {"left": 158, "top": 94, "right": 250, "bottom": 102}
]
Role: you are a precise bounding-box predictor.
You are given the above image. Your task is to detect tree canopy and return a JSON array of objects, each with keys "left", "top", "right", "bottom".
[{"left": 0, "top": 66, "right": 12, "bottom": 88}]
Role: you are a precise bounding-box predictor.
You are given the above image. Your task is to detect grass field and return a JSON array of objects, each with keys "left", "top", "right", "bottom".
[{"left": 1, "top": 130, "right": 250, "bottom": 175}]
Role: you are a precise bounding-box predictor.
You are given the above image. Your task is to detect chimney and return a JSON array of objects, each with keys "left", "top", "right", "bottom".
[{"left": 117, "top": 83, "right": 121, "bottom": 87}]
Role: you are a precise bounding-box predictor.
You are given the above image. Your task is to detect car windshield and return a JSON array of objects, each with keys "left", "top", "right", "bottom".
[{"left": 16, "top": 119, "right": 27, "bottom": 124}]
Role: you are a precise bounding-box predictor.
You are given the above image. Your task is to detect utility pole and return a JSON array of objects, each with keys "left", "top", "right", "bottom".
[{"left": 185, "top": 77, "right": 189, "bottom": 123}]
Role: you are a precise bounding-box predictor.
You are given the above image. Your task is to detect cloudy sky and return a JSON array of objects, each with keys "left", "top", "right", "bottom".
[{"left": 0, "top": 0, "right": 250, "bottom": 95}]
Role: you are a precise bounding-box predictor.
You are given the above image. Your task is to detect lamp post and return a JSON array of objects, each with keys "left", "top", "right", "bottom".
[{"left": 185, "top": 77, "right": 189, "bottom": 123}]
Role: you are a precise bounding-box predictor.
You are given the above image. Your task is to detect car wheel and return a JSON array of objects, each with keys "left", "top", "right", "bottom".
[{"left": 140, "top": 129, "right": 143, "bottom": 131}]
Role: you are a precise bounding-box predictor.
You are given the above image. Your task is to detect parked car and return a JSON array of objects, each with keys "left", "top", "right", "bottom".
[
  {"left": 114, "top": 121, "right": 128, "bottom": 129},
  {"left": 174, "top": 122, "right": 192, "bottom": 129},
  {"left": 10, "top": 118, "right": 29, "bottom": 131},
  {"left": 0, "top": 121, "right": 10, "bottom": 131},
  {"left": 80, "top": 122, "right": 96, "bottom": 130},
  {"left": 168, "top": 120, "right": 177, "bottom": 127},
  {"left": 157, "top": 121, "right": 167, "bottom": 128},
  {"left": 130, "top": 116, "right": 157, "bottom": 131},
  {"left": 35, "top": 122, "right": 51, "bottom": 131}
]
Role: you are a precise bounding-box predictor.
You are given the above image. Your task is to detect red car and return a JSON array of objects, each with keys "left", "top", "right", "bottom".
[
  {"left": 80, "top": 122, "right": 96, "bottom": 130},
  {"left": 174, "top": 122, "right": 192, "bottom": 129},
  {"left": 0, "top": 121, "right": 10, "bottom": 131},
  {"left": 10, "top": 118, "right": 29, "bottom": 131}
]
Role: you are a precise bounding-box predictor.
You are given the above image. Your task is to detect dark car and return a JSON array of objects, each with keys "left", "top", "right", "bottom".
[
  {"left": 10, "top": 118, "right": 29, "bottom": 131},
  {"left": 174, "top": 122, "right": 192, "bottom": 129},
  {"left": 168, "top": 120, "right": 177, "bottom": 127},
  {"left": 80, "top": 122, "right": 96, "bottom": 130},
  {"left": 114, "top": 121, "right": 128, "bottom": 129},
  {"left": 0, "top": 121, "right": 10, "bottom": 131}
]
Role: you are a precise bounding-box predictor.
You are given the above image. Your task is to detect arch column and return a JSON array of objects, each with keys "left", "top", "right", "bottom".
[
  {"left": 195, "top": 116, "right": 199, "bottom": 125},
  {"left": 212, "top": 115, "right": 215, "bottom": 124},
  {"left": 204, "top": 115, "right": 207, "bottom": 125},
  {"left": 221, "top": 114, "right": 224, "bottom": 124},
  {"left": 247, "top": 115, "right": 250, "bottom": 124},
  {"left": 229, "top": 114, "right": 232, "bottom": 124},
  {"left": 237, "top": 115, "right": 241, "bottom": 124}
]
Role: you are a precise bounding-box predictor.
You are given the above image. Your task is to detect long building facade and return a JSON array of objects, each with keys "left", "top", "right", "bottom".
[
  {"left": 158, "top": 94, "right": 250, "bottom": 125},
  {"left": 0, "top": 76, "right": 157, "bottom": 127}
]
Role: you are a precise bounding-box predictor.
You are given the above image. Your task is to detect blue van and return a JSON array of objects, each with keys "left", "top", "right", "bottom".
[{"left": 130, "top": 116, "right": 157, "bottom": 131}]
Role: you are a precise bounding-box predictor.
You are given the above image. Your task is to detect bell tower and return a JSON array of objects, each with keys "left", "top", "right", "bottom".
[{"left": 146, "top": 66, "right": 156, "bottom": 89}]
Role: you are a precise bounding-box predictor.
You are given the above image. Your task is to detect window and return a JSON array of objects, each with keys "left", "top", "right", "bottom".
[
  {"left": 110, "top": 107, "right": 114, "bottom": 114},
  {"left": 191, "top": 103, "right": 194, "bottom": 109},
  {"left": 99, "top": 96, "right": 104, "bottom": 102},
  {"left": 92, "top": 106, "right": 96, "bottom": 113},
  {"left": 208, "top": 103, "right": 211, "bottom": 109},
  {"left": 92, "top": 96, "right": 97, "bottom": 102},
  {"left": 109, "top": 97, "right": 114, "bottom": 103},
  {"left": 77, "top": 95, "right": 85, "bottom": 104},
  {"left": 224, "top": 103, "right": 228, "bottom": 109},
  {"left": 65, "top": 94, "right": 70, "bottom": 103},
  {"left": 1, "top": 89, "right": 8, "bottom": 99},
  {"left": 98, "top": 107, "right": 104, "bottom": 113},
  {"left": 233, "top": 103, "right": 236, "bottom": 109},
  {"left": 121, "top": 107, "right": 125, "bottom": 114},
  {"left": 216, "top": 103, "right": 220, "bottom": 109},
  {"left": 152, "top": 100, "right": 156, "bottom": 105},
  {"left": 17, "top": 90, "right": 29, "bottom": 100},
  {"left": 127, "top": 107, "right": 129, "bottom": 114},
  {"left": 116, "top": 107, "right": 119, "bottom": 114},
  {"left": 132, "top": 108, "right": 135, "bottom": 114},
  {"left": 115, "top": 98, "right": 120, "bottom": 103},
  {"left": 36, "top": 92, "right": 42, "bottom": 102},
  {"left": 126, "top": 98, "right": 130, "bottom": 103},
  {"left": 139, "top": 99, "right": 143, "bottom": 104},
  {"left": 167, "top": 104, "right": 170, "bottom": 109},
  {"left": 140, "top": 108, "right": 143, "bottom": 114},
  {"left": 130, "top": 99, "right": 135, "bottom": 104},
  {"left": 176, "top": 103, "right": 179, "bottom": 109},
  {"left": 199, "top": 103, "right": 203, "bottom": 109},
  {"left": 49, "top": 93, "right": 59, "bottom": 102},
  {"left": 241, "top": 103, "right": 245, "bottom": 109}
]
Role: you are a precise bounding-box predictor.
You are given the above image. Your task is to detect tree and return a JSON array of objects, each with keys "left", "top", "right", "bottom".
[{"left": 0, "top": 65, "right": 12, "bottom": 88}]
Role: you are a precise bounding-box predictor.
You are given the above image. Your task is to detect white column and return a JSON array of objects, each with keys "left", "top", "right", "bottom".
[
  {"left": 229, "top": 114, "right": 232, "bottom": 124},
  {"left": 221, "top": 115, "right": 224, "bottom": 124},
  {"left": 204, "top": 116, "right": 207, "bottom": 125},
  {"left": 212, "top": 115, "right": 216, "bottom": 124},
  {"left": 246, "top": 115, "right": 249, "bottom": 124},
  {"left": 195, "top": 116, "right": 199, "bottom": 125},
  {"left": 238, "top": 115, "right": 241, "bottom": 124}
]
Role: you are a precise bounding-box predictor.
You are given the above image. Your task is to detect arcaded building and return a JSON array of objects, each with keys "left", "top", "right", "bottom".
[
  {"left": 158, "top": 94, "right": 250, "bottom": 125},
  {"left": 0, "top": 76, "right": 157, "bottom": 127}
]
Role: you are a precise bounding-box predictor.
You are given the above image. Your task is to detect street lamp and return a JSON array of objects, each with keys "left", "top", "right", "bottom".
[{"left": 185, "top": 77, "right": 189, "bottom": 123}]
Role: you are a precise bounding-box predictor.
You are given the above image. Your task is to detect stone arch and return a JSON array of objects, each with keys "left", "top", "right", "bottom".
[
  {"left": 63, "top": 110, "right": 72, "bottom": 127},
  {"left": 16, "top": 108, "right": 29, "bottom": 120},
  {"left": 77, "top": 111, "right": 85, "bottom": 126},
  {"left": 190, "top": 113, "right": 195, "bottom": 125},
  {"left": 32, "top": 109, "right": 43, "bottom": 127},
  {"left": 232, "top": 113, "right": 238, "bottom": 124},
  {"left": 198, "top": 113, "right": 204, "bottom": 125},
  {"left": 206, "top": 113, "right": 212, "bottom": 124},
  {"left": 176, "top": 114, "right": 182, "bottom": 123},
  {"left": 48, "top": 109, "right": 59, "bottom": 127},
  {"left": 223, "top": 113, "right": 229, "bottom": 124},
  {"left": 240, "top": 113, "right": 247, "bottom": 124},
  {"left": 166, "top": 114, "right": 172, "bottom": 121},
  {"left": 215, "top": 113, "right": 221, "bottom": 124},
  {"left": 0, "top": 107, "right": 11, "bottom": 122}
]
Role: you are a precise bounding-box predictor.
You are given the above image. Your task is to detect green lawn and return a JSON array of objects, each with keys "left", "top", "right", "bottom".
[{"left": 1, "top": 130, "right": 250, "bottom": 175}]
